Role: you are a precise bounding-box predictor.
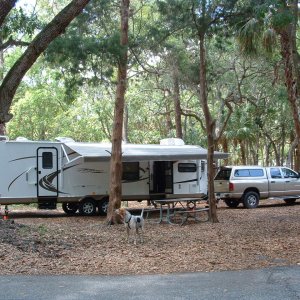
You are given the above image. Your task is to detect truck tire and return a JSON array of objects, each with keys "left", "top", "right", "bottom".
[
  {"left": 243, "top": 191, "right": 259, "bottom": 209},
  {"left": 79, "top": 198, "right": 97, "bottom": 216},
  {"left": 224, "top": 199, "right": 239, "bottom": 208},
  {"left": 98, "top": 198, "right": 109, "bottom": 216},
  {"left": 62, "top": 202, "right": 78, "bottom": 215}
]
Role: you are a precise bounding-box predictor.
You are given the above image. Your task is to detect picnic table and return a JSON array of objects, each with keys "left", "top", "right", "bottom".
[{"left": 153, "top": 198, "right": 209, "bottom": 225}]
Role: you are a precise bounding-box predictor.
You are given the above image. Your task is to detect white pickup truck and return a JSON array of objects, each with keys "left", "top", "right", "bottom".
[{"left": 214, "top": 166, "right": 300, "bottom": 208}]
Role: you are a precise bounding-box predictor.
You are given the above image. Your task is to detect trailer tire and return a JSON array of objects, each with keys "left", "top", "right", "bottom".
[
  {"left": 62, "top": 203, "right": 78, "bottom": 215},
  {"left": 243, "top": 191, "right": 259, "bottom": 209},
  {"left": 224, "top": 199, "right": 239, "bottom": 208},
  {"left": 79, "top": 198, "right": 97, "bottom": 216},
  {"left": 98, "top": 198, "right": 109, "bottom": 216}
]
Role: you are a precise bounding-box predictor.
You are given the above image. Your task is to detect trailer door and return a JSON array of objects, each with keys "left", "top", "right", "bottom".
[{"left": 37, "top": 147, "right": 59, "bottom": 197}]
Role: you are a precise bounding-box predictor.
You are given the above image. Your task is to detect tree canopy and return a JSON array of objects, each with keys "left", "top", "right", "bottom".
[{"left": 1, "top": 0, "right": 299, "bottom": 170}]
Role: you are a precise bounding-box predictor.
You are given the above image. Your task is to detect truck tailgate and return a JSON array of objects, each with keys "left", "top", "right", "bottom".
[{"left": 214, "top": 180, "right": 229, "bottom": 193}]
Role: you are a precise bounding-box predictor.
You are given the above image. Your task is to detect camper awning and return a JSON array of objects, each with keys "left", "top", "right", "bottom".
[{"left": 64, "top": 142, "right": 228, "bottom": 162}]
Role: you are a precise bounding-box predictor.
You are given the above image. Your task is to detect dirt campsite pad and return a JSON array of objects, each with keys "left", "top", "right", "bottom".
[{"left": 0, "top": 199, "right": 299, "bottom": 275}]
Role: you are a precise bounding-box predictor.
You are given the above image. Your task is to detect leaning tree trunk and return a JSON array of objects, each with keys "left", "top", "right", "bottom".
[
  {"left": 0, "top": 0, "right": 90, "bottom": 135},
  {"left": 106, "top": 0, "right": 129, "bottom": 224},
  {"left": 0, "top": 0, "right": 16, "bottom": 27},
  {"left": 198, "top": 33, "right": 218, "bottom": 223}
]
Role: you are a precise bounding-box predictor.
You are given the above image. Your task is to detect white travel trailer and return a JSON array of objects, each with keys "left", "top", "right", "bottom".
[{"left": 0, "top": 136, "right": 227, "bottom": 216}]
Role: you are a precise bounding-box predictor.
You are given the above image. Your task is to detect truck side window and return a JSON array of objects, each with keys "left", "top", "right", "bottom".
[
  {"left": 42, "top": 152, "right": 53, "bottom": 169},
  {"left": 234, "top": 169, "right": 264, "bottom": 177},
  {"left": 234, "top": 169, "right": 250, "bottom": 177},
  {"left": 270, "top": 168, "right": 282, "bottom": 179},
  {"left": 282, "top": 168, "right": 298, "bottom": 178},
  {"left": 249, "top": 169, "right": 264, "bottom": 176}
]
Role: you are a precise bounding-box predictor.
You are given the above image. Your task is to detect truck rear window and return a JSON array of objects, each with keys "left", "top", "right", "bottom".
[
  {"left": 234, "top": 169, "right": 264, "bottom": 177},
  {"left": 215, "top": 168, "right": 232, "bottom": 180}
]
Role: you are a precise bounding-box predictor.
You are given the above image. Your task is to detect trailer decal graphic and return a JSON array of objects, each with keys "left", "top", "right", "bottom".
[
  {"left": 38, "top": 164, "right": 80, "bottom": 194},
  {"left": 122, "top": 177, "right": 149, "bottom": 183},
  {"left": 9, "top": 156, "right": 36, "bottom": 162},
  {"left": 78, "top": 168, "right": 103, "bottom": 174},
  {"left": 8, "top": 170, "right": 27, "bottom": 191},
  {"left": 39, "top": 171, "right": 58, "bottom": 193},
  {"left": 174, "top": 179, "right": 197, "bottom": 184}
]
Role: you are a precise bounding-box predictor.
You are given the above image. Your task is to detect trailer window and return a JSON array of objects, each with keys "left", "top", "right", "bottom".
[
  {"left": 42, "top": 152, "right": 53, "bottom": 169},
  {"left": 122, "top": 162, "right": 139, "bottom": 181},
  {"left": 178, "top": 163, "right": 197, "bottom": 173}
]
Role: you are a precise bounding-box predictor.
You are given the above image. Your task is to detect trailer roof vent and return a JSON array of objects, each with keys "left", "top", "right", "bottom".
[
  {"left": 55, "top": 137, "right": 75, "bottom": 143},
  {"left": 16, "top": 137, "right": 29, "bottom": 141},
  {"left": 0, "top": 135, "right": 9, "bottom": 142},
  {"left": 160, "top": 138, "right": 185, "bottom": 146}
]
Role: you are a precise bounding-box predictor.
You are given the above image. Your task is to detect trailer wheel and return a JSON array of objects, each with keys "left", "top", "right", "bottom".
[
  {"left": 98, "top": 198, "right": 109, "bottom": 216},
  {"left": 62, "top": 203, "right": 78, "bottom": 215},
  {"left": 79, "top": 198, "right": 97, "bottom": 216},
  {"left": 224, "top": 199, "right": 239, "bottom": 208},
  {"left": 243, "top": 191, "right": 259, "bottom": 209}
]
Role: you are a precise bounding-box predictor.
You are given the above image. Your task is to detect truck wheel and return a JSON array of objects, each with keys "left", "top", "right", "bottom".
[
  {"left": 79, "top": 198, "right": 97, "bottom": 216},
  {"left": 284, "top": 198, "right": 296, "bottom": 205},
  {"left": 98, "top": 198, "right": 109, "bottom": 216},
  {"left": 243, "top": 191, "right": 259, "bottom": 209},
  {"left": 62, "top": 203, "right": 78, "bottom": 215},
  {"left": 224, "top": 199, "right": 239, "bottom": 208}
]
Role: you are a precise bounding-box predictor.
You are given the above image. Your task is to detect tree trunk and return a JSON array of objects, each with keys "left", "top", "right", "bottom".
[
  {"left": 198, "top": 33, "right": 218, "bottom": 223},
  {"left": 106, "top": 0, "right": 129, "bottom": 224},
  {"left": 220, "top": 136, "right": 229, "bottom": 165},
  {"left": 0, "top": 35, "right": 3, "bottom": 81},
  {"left": 165, "top": 100, "right": 172, "bottom": 136},
  {"left": 239, "top": 140, "right": 246, "bottom": 165},
  {"left": 172, "top": 66, "right": 183, "bottom": 139},
  {"left": 290, "top": 0, "right": 300, "bottom": 94},
  {"left": 122, "top": 104, "right": 129, "bottom": 143},
  {"left": 0, "top": 0, "right": 16, "bottom": 27},
  {"left": 0, "top": 0, "right": 90, "bottom": 134},
  {"left": 278, "top": 5, "right": 300, "bottom": 170}
]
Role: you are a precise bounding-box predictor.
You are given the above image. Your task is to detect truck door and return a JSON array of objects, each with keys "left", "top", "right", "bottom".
[
  {"left": 37, "top": 147, "right": 59, "bottom": 197},
  {"left": 281, "top": 167, "right": 300, "bottom": 196},
  {"left": 268, "top": 167, "right": 286, "bottom": 197}
]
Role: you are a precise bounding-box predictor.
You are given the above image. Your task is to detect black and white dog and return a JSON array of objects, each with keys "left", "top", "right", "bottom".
[{"left": 115, "top": 207, "right": 144, "bottom": 245}]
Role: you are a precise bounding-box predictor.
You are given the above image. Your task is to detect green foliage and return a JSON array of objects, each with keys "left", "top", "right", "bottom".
[
  {"left": 238, "top": 18, "right": 262, "bottom": 55},
  {"left": 271, "top": 9, "right": 293, "bottom": 30},
  {"left": 1, "top": 7, "right": 40, "bottom": 40},
  {"left": 3, "top": 0, "right": 298, "bottom": 167}
]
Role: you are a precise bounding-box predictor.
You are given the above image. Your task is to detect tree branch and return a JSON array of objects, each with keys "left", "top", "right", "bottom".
[
  {"left": 0, "top": 0, "right": 91, "bottom": 124},
  {"left": 0, "top": 36, "right": 30, "bottom": 51},
  {"left": 181, "top": 108, "right": 205, "bottom": 131}
]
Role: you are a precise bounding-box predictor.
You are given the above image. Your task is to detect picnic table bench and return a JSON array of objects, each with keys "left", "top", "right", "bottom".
[{"left": 153, "top": 198, "right": 210, "bottom": 225}]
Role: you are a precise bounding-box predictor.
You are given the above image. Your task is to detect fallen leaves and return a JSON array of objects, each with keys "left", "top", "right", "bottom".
[{"left": 0, "top": 200, "right": 299, "bottom": 275}]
